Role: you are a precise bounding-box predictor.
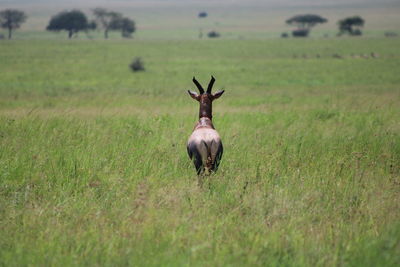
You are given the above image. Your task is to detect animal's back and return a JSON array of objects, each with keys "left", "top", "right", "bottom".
[{"left": 187, "top": 128, "right": 223, "bottom": 174}]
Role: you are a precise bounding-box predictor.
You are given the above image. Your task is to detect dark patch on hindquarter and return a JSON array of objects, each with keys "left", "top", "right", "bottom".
[
  {"left": 202, "top": 140, "right": 213, "bottom": 170},
  {"left": 187, "top": 142, "right": 203, "bottom": 175},
  {"left": 213, "top": 142, "right": 223, "bottom": 172},
  {"left": 187, "top": 140, "right": 223, "bottom": 174}
]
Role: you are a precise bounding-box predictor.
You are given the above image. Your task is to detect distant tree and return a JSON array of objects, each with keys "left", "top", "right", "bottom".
[
  {"left": 46, "top": 10, "right": 90, "bottom": 38},
  {"left": 120, "top": 17, "right": 135, "bottom": 38},
  {"left": 0, "top": 9, "right": 27, "bottom": 39},
  {"left": 107, "top": 14, "right": 123, "bottom": 32},
  {"left": 109, "top": 16, "right": 136, "bottom": 38},
  {"left": 286, "top": 14, "right": 327, "bottom": 37},
  {"left": 92, "top": 8, "right": 135, "bottom": 39},
  {"left": 198, "top": 12, "right": 208, "bottom": 18},
  {"left": 92, "top": 8, "right": 121, "bottom": 39},
  {"left": 338, "top": 16, "right": 365, "bottom": 36}
]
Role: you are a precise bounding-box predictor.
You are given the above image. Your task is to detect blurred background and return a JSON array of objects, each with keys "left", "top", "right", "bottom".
[{"left": 1, "top": 0, "right": 400, "bottom": 39}]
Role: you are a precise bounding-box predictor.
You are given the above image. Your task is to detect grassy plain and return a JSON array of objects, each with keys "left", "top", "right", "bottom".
[{"left": 0, "top": 37, "right": 399, "bottom": 266}]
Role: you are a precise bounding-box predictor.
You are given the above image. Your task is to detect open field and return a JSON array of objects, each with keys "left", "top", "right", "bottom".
[{"left": 0, "top": 37, "right": 399, "bottom": 265}]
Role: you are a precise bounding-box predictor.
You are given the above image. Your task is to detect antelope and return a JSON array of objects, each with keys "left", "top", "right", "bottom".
[{"left": 187, "top": 76, "right": 224, "bottom": 175}]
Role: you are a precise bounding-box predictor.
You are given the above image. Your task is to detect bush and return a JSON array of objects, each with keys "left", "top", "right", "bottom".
[
  {"left": 129, "top": 57, "right": 145, "bottom": 72},
  {"left": 207, "top": 31, "right": 220, "bottom": 38},
  {"left": 281, "top": 32, "right": 289, "bottom": 38},
  {"left": 292, "top": 29, "right": 309, "bottom": 37},
  {"left": 384, "top": 32, "right": 398, "bottom": 37},
  {"left": 198, "top": 12, "right": 208, "bottom": 18}
]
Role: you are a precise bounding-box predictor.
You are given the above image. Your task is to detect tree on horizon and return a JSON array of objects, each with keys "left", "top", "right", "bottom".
[
  {"left": 338, "top": 16, "right": 365, "bottom": 36},
  {"left": 92, "top": 8, "right": 136, "bottom": 39},
  {"left": 92, "top": 8, "right": 121, "bottom": 39},
  {"left": 286, "top": 14, "right": 327, "bottom": 37},
  {"left": 46, "top": 10, "right": 94, "bottom": 39},
  {"left": 0, "top": 9, "right": 27, "bottom": 39}
]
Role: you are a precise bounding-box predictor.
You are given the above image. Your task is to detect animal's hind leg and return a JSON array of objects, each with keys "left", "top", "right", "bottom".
[
  {"left": 193, "top": 151, "right": 204, "bottom": 175},
  {"left": 211, "top": 142, "right": 223, "bottom": 173},
  {"left": 188, "top": 142, "right": 204, "bottom": 175},
  {"left": 202, "top": 140, "right": 213, "bottom": 175}
]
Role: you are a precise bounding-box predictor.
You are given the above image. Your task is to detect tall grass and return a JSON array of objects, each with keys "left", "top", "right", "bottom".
[{"left": 0, "top": 38, "right": 399, "bottom": 266}]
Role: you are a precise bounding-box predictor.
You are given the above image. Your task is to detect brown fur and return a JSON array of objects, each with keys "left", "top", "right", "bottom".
[{"left": 187, "top": 76, "right": 224, "bottom": 175}]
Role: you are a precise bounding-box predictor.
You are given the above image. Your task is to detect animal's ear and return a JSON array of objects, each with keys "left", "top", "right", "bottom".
[
  {"left": 212, "top": 90, "right": 225, "bottom": 100},
  {"left": 188, "top": 90, "right": 200, "bottom": 101}
]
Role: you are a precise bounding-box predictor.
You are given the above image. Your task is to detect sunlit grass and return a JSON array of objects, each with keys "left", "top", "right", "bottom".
[{"left": 0, "top": 38, "right": 399, "bottom": 266}]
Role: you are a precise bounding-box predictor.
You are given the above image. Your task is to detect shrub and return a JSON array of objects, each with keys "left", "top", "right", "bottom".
[
  {"left": 129, "top": 57, "right": 145, "bottom": 72},
  {"left": 208, "top": 31, "right": 220, "bottom": 38},
  {"left": 384, "top": 32, "right": 397, "bottom": 37},
  {"left": 198, "top": 12, "right": 208, "bottom": 18},
  {"left": 292, "top": 29, "right": 309, "bottom": 37}
]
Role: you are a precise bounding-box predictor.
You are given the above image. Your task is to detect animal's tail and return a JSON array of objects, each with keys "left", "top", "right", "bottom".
[{"left": 201, "top": 140, "right": 213, "bottom": 175}]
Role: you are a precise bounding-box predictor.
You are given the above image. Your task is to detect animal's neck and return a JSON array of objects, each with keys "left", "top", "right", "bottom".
[
  {"left": 199, "top": 99, "right": 212, "bottom": 120},
  {"left": 194, "top": 117, "right": 214, "bottom": 130}
]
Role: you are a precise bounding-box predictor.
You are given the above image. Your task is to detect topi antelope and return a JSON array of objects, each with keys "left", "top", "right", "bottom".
[{"left": 187, "top": 76, "right": 224, "bottom": 175}]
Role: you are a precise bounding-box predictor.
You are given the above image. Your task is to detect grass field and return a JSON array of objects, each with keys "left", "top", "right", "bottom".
[{"left": 0, "top": 37, "right": 399, "bottom": 266}]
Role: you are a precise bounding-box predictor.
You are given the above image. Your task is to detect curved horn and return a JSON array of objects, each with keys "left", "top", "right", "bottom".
[
  {"left": 207, "top": 76, "right": 215, "bottom": 94},
  {"left": 192, "top": 77, "right": 204, "bottom": 94}
]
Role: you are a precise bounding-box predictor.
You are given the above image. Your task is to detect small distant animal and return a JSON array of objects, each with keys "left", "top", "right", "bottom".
[{"left": 187, "top": 76, "right": 224, "bottom": 175}]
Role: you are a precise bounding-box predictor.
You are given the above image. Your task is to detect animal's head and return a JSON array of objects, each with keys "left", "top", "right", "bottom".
[{"left": 187, "top": 76, "right": 224, "bottom": 103}]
